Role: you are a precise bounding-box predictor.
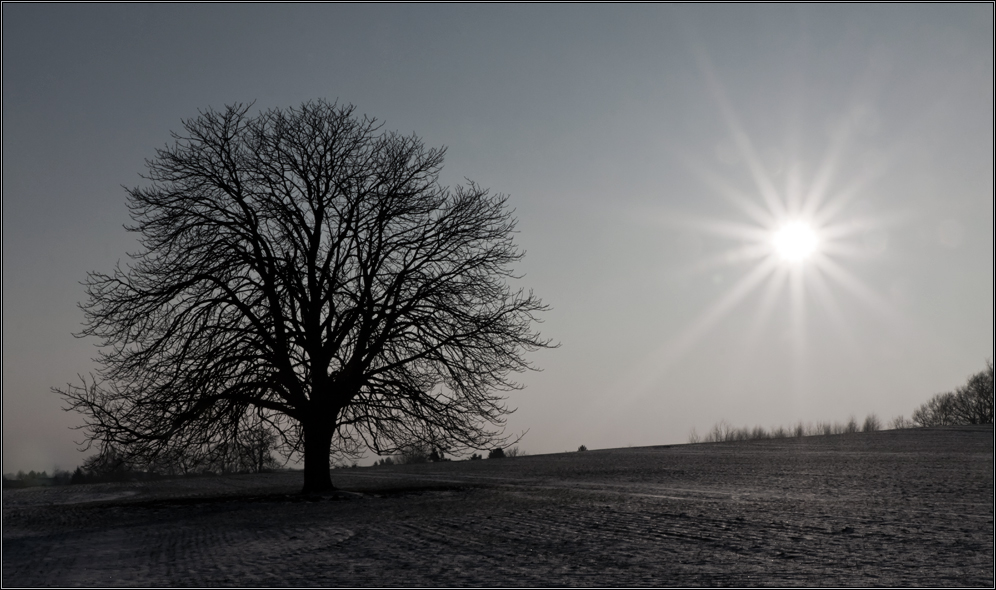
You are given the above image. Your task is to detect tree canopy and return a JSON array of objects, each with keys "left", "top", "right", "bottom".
[
  {"left": 59, "top": 100, "right": 552, "bottom": 492},
  {"left": 912, "top": 359, "right": 994, "bottom": 427}
]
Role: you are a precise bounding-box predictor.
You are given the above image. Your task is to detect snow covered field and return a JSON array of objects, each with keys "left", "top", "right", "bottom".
[{"left": 4, "top": 426, "right": 993, "bottom": 586}]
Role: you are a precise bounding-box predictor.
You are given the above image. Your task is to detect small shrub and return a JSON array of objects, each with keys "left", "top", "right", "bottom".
[
  {"left": 469, "top": 453, "right": 482, "bottom": 461},
  {"left": 488, "top": 448, "right": 505, "bottom": 459},
  {"left": 862, "top": 414, "right": 881, "bottom": 432},
  {"left": 750, "top": 426, "right": 769, "bottom": 440},
  {"left": 577, "top": 445, "right": 587, "bottom": 452},
  {"left": 890, "top": 415, "right": 914, "bottom": 430},
  {"left": 397, "top": 445, "right": 431, "bottom": 464}
]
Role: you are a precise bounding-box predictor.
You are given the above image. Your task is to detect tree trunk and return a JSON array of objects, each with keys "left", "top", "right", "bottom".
[{"left": 301, "top": 423, "right": 335, "bottom": 494}]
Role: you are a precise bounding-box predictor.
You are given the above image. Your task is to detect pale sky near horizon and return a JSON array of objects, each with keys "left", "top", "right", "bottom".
[{"left": 3, "top": 5, "right": 993, "bottom": 473}]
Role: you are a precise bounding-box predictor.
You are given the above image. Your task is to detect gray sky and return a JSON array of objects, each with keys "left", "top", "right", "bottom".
[{"left": 3, "top": 5, "right": 992, "bottom": 473}]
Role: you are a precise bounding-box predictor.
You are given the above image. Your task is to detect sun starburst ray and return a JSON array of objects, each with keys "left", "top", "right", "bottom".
[
  {"left": 671, "top": 244, "right": 774, "bottom": 279},
  {"left": 673, "top": 150, "right": 777, "bottom": 226},
  {"left": 695, "top": 51, "right": 787, "bottom": 221},
  {"left": 807, "top": 262, "right": 862, "bottom": 353},
  {"left": 726, "top": 262, "right": 789, "bottom": 388},
  {"left": 813, "top": 255, "right": 903, "bottom": 324},
  {"left": 608, "top": 256, "right": 781, "bottom": 405}
]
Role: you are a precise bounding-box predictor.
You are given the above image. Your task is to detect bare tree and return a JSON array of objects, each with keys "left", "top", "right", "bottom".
[
  {"left": 200, "top": 420, "right": 279, "bottom": 474},
  {"left": 912, "top": 359, "right": 994, "bottom": 427},
  {"left": 889, "top": 415, "right": 914, "bottom": 430},
  {"left": 58, "top": 101, "right": 552, "bottom": 493},
  {"left": 949, "top": 359, "right": 994, "bottom": 425},
  {"left": 912, "top": 392, "right": 958, "bottom": 427},
  {"left": 862, "top": 414, "right": 881, "bottom": 432}
]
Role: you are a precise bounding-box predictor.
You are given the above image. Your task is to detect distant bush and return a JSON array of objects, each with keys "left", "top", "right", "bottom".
[
  {"left": 505, "top": 446, "right": 526, "bottom": 458},
  {"left": 862, "top": 414, "right": 881, "bottom": 432},
  {"left": 69, "top": 448, "right": 150, "bottom": 484},
  {"left": 577, "top": 445, "right": 587, "bottom": 452},
  {"left": 393, "top": 452, "right": 420, "bottom": 465},
  {"left": 700, "top": 421, "right": 758, "bottom": 443},
  {"left": 890, "top": 415, "right": 915, "bottom": 429},
  {"left": 469, "top": 453, "right": 483, "bottom": 461},
  {"left": 488, "top": 448, "right": 505, "bottom": 459},
  {"left": 386, "top": 445, "right": 451, "bottom": 464}
]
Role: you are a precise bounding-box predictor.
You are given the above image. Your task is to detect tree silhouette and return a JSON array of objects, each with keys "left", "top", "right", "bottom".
[
  {"left": 58, "top": 101, "right": 552, "bottom": 493},
  {"left": 912, "top": 359, "right": 994, "bottom": 427},
  {"left": 950, "top": 359, "right": 994, "bottom": 425}
]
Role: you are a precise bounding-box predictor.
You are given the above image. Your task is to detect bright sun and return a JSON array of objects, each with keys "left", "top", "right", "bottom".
[{"left": 773, "top": 221, "right": 818, "bottom": 262}]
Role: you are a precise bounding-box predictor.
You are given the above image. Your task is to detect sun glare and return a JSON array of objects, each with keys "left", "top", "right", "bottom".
[
  {"left": 773, "top": 221, "right": 818, "bottom": 262},
  {"left": 603, "top": 49, "right": 907, "bottom": 417}
]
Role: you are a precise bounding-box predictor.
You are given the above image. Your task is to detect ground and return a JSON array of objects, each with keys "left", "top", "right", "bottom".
[{"left": 3, "top": 426, "right": 993, "bottom": 586}]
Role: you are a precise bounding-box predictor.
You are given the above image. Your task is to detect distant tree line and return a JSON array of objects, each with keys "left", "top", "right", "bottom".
[
  {"left": 68, "top": 423, "right": 281, "bottom": 484},
  {"left": 9, "top": 439, "right": 529, "bottom": 489},
  {"left": 2, "top": 470, "right": 73, "bottom": 489},
  {"left": 371, "top": 445, "right": 525, "bottom": 465},
  {"left": 2, "top": 423, "right": 283, "bottom": 488},
  {"left": 688, "top": 359, "right": 993, "bottom": 444},
  {"left": 688, "top": 414, "right": 885, "bottom": 444},
  {"left": 372, "top": 444, "right": 449, "bottom": 466}
]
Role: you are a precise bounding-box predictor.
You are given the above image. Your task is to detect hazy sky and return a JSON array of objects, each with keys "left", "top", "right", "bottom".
[{"left": 3, "top": 5, "right": 993, "bottom": 473}]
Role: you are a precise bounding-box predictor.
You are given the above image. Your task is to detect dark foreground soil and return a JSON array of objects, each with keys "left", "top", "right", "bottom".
[{"left": 3, "top": 426, "right": 993, "bottom": 587}]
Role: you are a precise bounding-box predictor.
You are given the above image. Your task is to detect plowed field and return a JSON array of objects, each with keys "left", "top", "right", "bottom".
[{"left": 3, "top": 426, "right": 993, "bottom": 586}]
